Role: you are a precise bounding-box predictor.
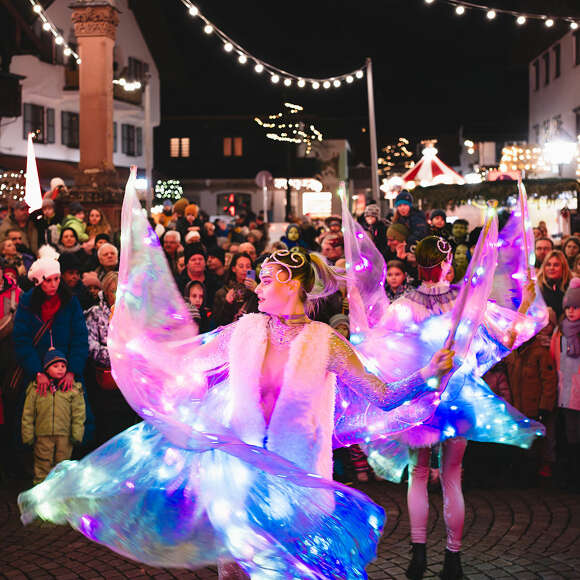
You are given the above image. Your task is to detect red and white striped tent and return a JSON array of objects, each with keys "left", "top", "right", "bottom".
[{"left": 402, "top": 144, "right": 464, "bottom": 186}]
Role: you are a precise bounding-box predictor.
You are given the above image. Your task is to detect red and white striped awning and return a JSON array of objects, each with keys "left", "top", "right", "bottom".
[{"left": 402, "top": 145, "right": 464, "bottom": 186}]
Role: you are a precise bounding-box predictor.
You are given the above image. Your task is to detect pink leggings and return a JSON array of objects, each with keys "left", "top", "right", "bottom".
[{"left": 407, "top": 438, "right": 467, "bottom": 552}]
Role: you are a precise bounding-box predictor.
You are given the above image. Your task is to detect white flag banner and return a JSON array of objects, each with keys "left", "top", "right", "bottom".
[{"left": 25, "top": 133, "right": 42, "bottom": 213}]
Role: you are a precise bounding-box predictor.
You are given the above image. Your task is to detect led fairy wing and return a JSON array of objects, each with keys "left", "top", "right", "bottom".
[
  {"left": 109, "top": 167, "right": 218, "bottom": 448},
  {"left": 336, "top": 199, "right": 500, "bottom": 443},
  {"left": 486, "top": 181, "right": 548, "bottom": 347},
  {"left": 341, "top": 195, "right": 390, "bottom": 333}
]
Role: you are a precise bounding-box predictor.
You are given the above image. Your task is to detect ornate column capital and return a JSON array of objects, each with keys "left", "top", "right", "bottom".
[{"left": 70, "top": 2, "right": 120, "bottom": 40}]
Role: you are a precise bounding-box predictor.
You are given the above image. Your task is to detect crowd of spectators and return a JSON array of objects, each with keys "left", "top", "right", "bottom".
[{"left": 0, "top": 183, "right": 579, "bottom": 494}]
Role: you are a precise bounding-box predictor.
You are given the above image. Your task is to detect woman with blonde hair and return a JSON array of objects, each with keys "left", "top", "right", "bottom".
[
  {"left": 537, "top": 249, "right": 571, "bottom": 322},
  {"left": 86, "top": 208, "right": 112, "bottom": 241}
]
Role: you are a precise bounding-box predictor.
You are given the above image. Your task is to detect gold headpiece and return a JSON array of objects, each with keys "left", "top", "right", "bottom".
[{"left": 261, "top": 249, "right": 306, "bottom": 283}]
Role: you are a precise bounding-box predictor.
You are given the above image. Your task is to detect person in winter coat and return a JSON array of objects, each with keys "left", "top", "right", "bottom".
[
  {"left": 0, "top": 200, "right": 39, "bottom": 255},
  {"left": 13, "top": 246, "right": 91, "bottom": 445},
  {"left": 85, "top": 272, "right": 139, "bottom": 444},
  {"left": 392, "top": 190, "right": 429, "bottom": 249},
  {"left": 21, "top": 348, "right": 85, "bottom": 484},
  {"left": 551, "top": 277, "right": 580, "bottom": 492},
  {"left": 280, "top": 224, "right": 306, "bottom": 250},
  {"left": 429, "top": 209, "right": 452, "bottom": 241},
  {"left": 30, "top": 198, "right": 61, "bottom": 248},
  {"left": 60, "top": 202, "right": 89, "bottom": 243},
  {"left": 537, "top": 249, "right": 571, "bottom": 321},
  {"left": 362, "top": 204, "right": 389, "bottom": 258}
]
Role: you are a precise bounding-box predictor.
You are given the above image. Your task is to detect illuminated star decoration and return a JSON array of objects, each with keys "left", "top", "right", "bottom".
[{"left": 254, "top": 103, "right": 323, "bottom": 155}]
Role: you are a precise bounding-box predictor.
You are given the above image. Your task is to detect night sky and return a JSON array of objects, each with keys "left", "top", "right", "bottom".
[{"left": 132, "top": 0, "right": 580, "bottom": 162}]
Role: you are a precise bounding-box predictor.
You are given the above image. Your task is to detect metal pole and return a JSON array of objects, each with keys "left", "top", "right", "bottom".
[
  {"left": 366, "top": 57, "right": 380, "bottom": 204},
  {"left": 144, "top": 74, "right": 153, "bottom": 213}
]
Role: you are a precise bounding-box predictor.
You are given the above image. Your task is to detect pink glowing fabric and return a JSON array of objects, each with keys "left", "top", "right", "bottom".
[{"left": 341, "top": 193, "right": 547, "bottom": 481}]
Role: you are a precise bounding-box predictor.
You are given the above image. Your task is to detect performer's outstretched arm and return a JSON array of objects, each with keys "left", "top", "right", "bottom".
[{"left": 328, "top": 333, "right": 451, "bottom": 411}]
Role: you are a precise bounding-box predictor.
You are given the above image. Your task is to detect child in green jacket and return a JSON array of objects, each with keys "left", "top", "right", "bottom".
[{"left": 21, "top": 348, "right": 86, "bottom": 484}]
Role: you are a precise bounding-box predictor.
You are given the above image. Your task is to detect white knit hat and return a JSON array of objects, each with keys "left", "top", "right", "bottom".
[{"left": 28, "top": 245, "right": 61, "bottom": 286}]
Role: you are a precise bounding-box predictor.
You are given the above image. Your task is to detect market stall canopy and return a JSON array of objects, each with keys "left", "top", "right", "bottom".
[
  {"left": 402, "top": 142, "right": 464, "bottom": 186},
  {"left": 411, "top": 178, "right": 580, "bottom": 207}
]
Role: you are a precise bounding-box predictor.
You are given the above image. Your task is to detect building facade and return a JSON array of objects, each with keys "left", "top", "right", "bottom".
[
  {"left": 529, "top": 29, "right": 580, "bottom": 178},
  {"left": 0, "top": 0, "right": 160, "bottom": 189}
]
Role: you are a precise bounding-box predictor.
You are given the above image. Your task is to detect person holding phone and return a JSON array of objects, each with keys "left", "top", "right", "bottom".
[{"left": 212, "top": 252, "right": 259, "bottom": 326}]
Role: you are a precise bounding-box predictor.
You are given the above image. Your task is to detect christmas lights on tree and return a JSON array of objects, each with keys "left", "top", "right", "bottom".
[
  {"left": 378, "top": 138, "right": 415, "bottom": 178},
  {"left": 255, "top": 103, "right": 323, "bottom": 155},
  {"left": 154, "top": 179, "right": 183, "bottom": 202}
]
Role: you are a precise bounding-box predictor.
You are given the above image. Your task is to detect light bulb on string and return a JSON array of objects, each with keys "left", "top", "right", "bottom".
[
  {"left": 55, "top": 36, "right": 63, "bottom": 45},
  {"left": 346, "top": 75, "right": 354, "bottom": 83},
  {"left": 312, "top": 81, "right": 320, "bottom": 89},
  {"left": 224, "top": 42, "right": 233, "bottom": 52},
  {"left": 254, "top": 63, "right": 264, "bottom": 73},
  {"left": 455, "top": 5, "right": 465, "bottom": 15},
  {"left": 545, "top": 18, "right": 554, "bottom": 27},
  {"left": 203, "top": 24, "right": 213, "bottom": 34},
  {"left": 356, "top": 70, "right": 364, "bottom": 79},
  {"left": 323, "top": 80, "right": 331, "bottom": 89},
  {"left": 238, "top": 54, "right": 247, "bottom": 64},
  {"left": 333, "top": 79, "right": 341, "bottom": 87},
  {"left": 425, "top": 0, "right": 435, "bottom": 4},
  {"left": 42, "top": 22, "right": 51, "bottom": 31},
  {"left": 516, "top": 16, "right": 526, "bottom": 25},
  {"left": 486, "top": 10, "right": 496, "bottom": 20},
  {"left": 572, "top": 22, "right": 579, "bottom": 30},
  {"left": 188, "top": 5, "right": 199, "bottom": 17},
  {"left": 283, "top": 78, "right": 292, "bottom": 86},
  {"left": 297, "top": 79, "right": 305, "bottom": 88},
  {"left": 33, "top": 4, "right": 42, "bottom": 13},
  {"left": 64, "top": 47, "right": 71, "bottom": 56},
  {"left": 271, "top": 74, "right": 280, "bottom": 84}
]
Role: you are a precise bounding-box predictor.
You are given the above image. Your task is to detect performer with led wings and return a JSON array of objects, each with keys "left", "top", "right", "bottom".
[
  {"left": 340, "top": 186, "right": 547, "bottom": 580},
  {"left": 19, "top": 169, "right": 454, "bottom": 580}
]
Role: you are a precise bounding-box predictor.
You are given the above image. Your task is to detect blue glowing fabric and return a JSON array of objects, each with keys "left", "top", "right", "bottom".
[
  {"left": 341, "top": 194, "right": 547, "bottom": 482},
  {"left": 18, "top": 169, "right": 386, "bottom": 578},
  {"left": 19, "top": 422, "right": 384, "bottom": 577}
]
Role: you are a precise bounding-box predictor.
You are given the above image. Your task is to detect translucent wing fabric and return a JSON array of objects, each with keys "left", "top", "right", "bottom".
[
  {"left": 18, "top": 169, "right": 387, "bottom": 578},
  {"left": 341, "top": 195, "right": 546, "bottom": 481}
]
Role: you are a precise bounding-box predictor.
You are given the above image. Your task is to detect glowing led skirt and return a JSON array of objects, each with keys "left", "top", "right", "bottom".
[
  {"left": 18, "top": 422, "right": 384, "bottom": 578},
  {"left": 363, "top": 366, "right": 545, "bottom": 482}
]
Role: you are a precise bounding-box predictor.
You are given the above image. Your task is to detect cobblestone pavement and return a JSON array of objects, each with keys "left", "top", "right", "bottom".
[{"left": 1, "top": 478, "right": 579, "bottom": 579}]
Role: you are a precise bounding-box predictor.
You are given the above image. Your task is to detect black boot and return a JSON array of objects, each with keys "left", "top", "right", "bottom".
[
  {"left": 406, "top": 543, "right": 427, "bottom": 580},
  {"left": 440, "top": 549, "right": 463, "bottom": 580}
]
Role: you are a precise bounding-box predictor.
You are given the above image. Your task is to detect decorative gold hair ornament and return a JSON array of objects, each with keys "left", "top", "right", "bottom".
[{"left": 261, "top": 249, "right": 306, "bottom": 283}]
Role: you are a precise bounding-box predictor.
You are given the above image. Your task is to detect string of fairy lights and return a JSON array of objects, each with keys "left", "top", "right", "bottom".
[
  {"left": 24, "top": 0, "right": 580, "bottom": 94},
  {"left": 422, "top": 0, "right": 579, "bottom": 29},
  {"left": 254, "top": 103, "right": 323, "bottom": 155},
  {"left": 177, "top": 0, "right": 366, "bottom": 89},
  {"left": 28, "top": 0, "right": 81, "bottom": 64}
]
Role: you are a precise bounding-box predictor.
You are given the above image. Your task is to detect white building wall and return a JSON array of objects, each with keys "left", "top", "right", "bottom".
[
  {"left": 0, "top": 0, "right": 160, "bottom": 171},
  {"left": 529, "top": 30, "right": 580, "bottom": 177}
]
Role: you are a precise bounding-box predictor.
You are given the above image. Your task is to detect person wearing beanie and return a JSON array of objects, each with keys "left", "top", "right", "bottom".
[
  {"left": 207, "top": 246, "right": 227, "bottom": 284},
  {"left": 0, "top": 199, "right": 39, "bottom": 255},
  {"left": 59, "top": 253, "right": 93, "bottom": 310},
  {"left": 325, "top": 216, "right": 342, "bottom": 234},
  {"left": 362, "top": 203, "right": 388, "bottom": 258},
  {"left": 60, "top": 202, "right": 89, "bottom": 244},
  {"left": 551, "top": 277, "right": 580, "bottom": 492},
  {"left": 178, "top": 243, "right": 218, "bottom": 306},
  {"left": 177, "top": 202, "right": 201, "bottom": 243},
  {"left": 392, "top": 190, "right": 429, "bottom": 249},
  {"left": 14, "top": 244, "right": 90, "bottom": 447},
  {"left": 21, "top": 347, "right": 86, "bottom": 484},
  {"left": 82, "top": 271, "right": 102, "bottom": 303},
  {"left": 429, "top": 209, "right": 452, "bottom": 241}
]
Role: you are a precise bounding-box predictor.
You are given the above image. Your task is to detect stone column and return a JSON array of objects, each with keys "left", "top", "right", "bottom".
[{"left": 71, "top": 1, "right": 119, "bottom": 187}]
